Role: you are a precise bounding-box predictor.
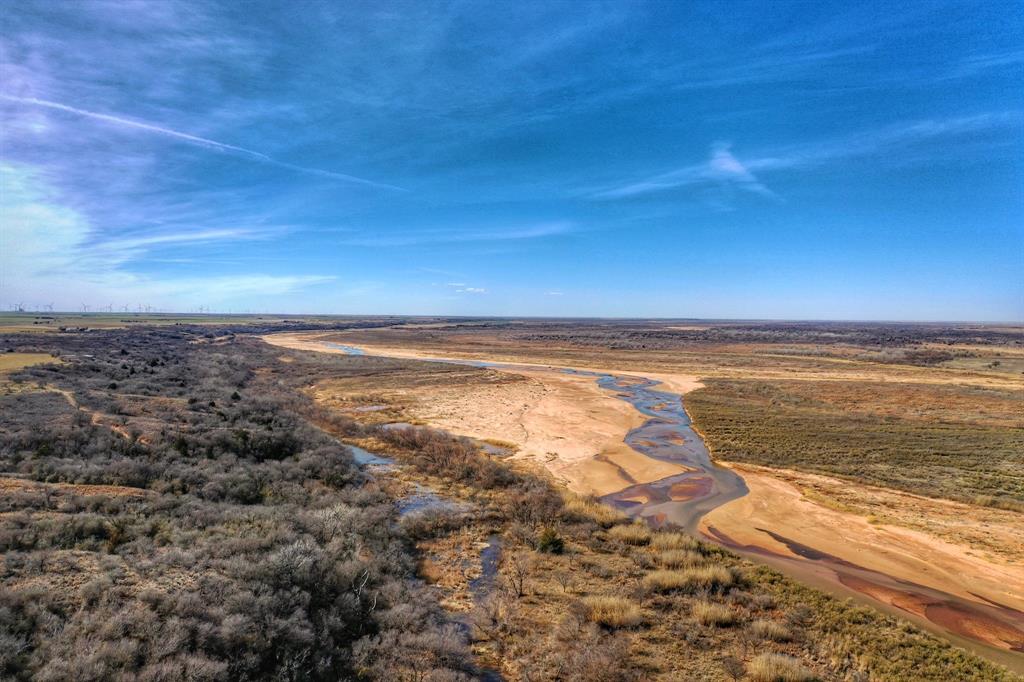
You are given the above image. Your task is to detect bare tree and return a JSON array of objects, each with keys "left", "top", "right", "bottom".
[
  {"left": 554, "top": 568, "right": 574, "bottom": 594},
  {"left": 504, "top": 551, "right": 532, "bottom": 598}
]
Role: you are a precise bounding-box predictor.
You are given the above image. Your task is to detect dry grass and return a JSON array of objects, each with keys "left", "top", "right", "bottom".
[
  {"left": 749, "top": 619, "right": 793, "bottom": 642},
  {"left": 642, "top": 566, "right": 734, "bottom": 594},
  {"left": 608, "top": 522, "right": 652, "bottom": 546},
  {"left": 747, "top": 653, "right": 816, "bottom": 682},
  {"left": 583, "top": 595, "right": 643, "bottom": 629},
  {"left": 0, "top": 352, "right": 56, "bottom": 372},
  {"left": 692, "top": 601, "right": 736, "bottom": 627},
  {"left": 650, "top": 531, "right": 701, "bottom": 551},
  {"left": 562, "top": 494, "right": 627, "bottom": 527},
  {"left": 656, "top": 549, "right": 705, "bottom": 569}
]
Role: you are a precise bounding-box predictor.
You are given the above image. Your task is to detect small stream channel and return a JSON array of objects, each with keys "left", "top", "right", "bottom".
[
  {"left": 566, "top": 369, "right": 748, "bottom": 531},
  {"left": 345, "top": 443, "right": 505, "bottom": 680}
]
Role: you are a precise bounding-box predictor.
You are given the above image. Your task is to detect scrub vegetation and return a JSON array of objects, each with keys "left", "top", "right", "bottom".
[
  {"left": 686, "top": 378, "right": 1024, "bottom": 509},
  {"left": 0, "top": 326, "right": 477, "bottom": 681}
]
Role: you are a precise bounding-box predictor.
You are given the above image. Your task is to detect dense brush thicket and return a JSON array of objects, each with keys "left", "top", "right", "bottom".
[
  {"left": 686, "top": 378, "right": 1024, "bottom": 509},
  {"left": 401, "top": 320, "right": 1021, "bottom": 356},
  {"left": 0, "top": 328, "right": 476, "bottom": 681}
]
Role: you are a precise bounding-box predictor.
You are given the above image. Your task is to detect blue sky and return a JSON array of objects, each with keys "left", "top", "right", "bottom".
[{"left": 1, "top": 0, "right": 1021, "bottom": 320}]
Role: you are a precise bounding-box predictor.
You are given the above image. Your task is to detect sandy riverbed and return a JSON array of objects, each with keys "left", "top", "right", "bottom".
[
  {"left": 264, "top": 333, "right": 695, "bottom": 495},
  {"left": 701, "top": 465, "right": 1024, "bottom": 605}
]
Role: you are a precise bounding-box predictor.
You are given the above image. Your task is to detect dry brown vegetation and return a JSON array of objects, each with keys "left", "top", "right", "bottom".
[
  {"left": 0, "top": 325, "right": 483, "bottom": 681},
  {"left": 692, "top": 600, "right": 737, "bottom": 627},
  {"left": 748, "top": 653, "right": 816, "bottom": 682},
  {"left": 750, "top": 619, "right": 794, "bottom": 642},
  {"left": 583, "top": 595, "right": 643, "bottom": 629},
  {"left": 608, "top": 523, "right": 653, "bottom": 546},
  {"left": 686, "top": 378, "right": 1024, "bottom": 509}
]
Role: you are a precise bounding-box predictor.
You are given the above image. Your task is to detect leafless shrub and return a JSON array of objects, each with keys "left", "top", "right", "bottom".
[{"left": 503, "top": 551, "right": 532, "bottom": 598}]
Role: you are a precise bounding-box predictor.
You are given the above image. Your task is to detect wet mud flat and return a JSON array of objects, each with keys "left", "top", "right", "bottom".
[{"left": 705, "top": 524, "right": 1024, "bottom": 670}]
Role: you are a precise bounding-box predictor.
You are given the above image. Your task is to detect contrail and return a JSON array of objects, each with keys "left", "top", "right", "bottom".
[{"left": 0, "top": 94, "right": 404, "bottom": 191}]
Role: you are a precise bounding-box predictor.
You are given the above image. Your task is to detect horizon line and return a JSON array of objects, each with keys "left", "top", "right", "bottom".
[{"left": 1, "top": 311, "right": 1020, "bottom": 326}]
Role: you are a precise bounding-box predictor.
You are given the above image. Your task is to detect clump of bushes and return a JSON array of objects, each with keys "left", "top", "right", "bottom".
[
  {"left": 582, "top": 595, "right": 642, "bottom": 629},
  {"left": 378, "top": 424, "right": 519, "bottom": 489},
  {"left": 692, "top": 601, "right": 736, "bottom": 627},
  {"left": 643, "top": 566, "right": 734, "bottom": 594},
  {"left": 650, "top": 531, "right": 701, "bottom": 552},
  {"left": 607, "top": 522, "right": 651, "bottom": 546},
  {"left": 747, "top": 653, "right": 816, "bottom": 682},
  {"left": 536, "top": 527, "right": 564, "bottom": 554},
  {"left": 561, "top": 494, "right": 626, "bottom": 527},
  {"left": 749, "top": 619, "right": 792, "bottom": 642},
  {"left": 656, "top": 549, "right": 704, "bottom": 569}
]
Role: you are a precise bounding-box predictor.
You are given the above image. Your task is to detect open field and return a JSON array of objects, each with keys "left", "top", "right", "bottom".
[
  {"left": 1, "top": 323, "right": 1019, "bottom": 680},
  {"left": 0, "top": 352, "right": 56, "bottom": 374}
]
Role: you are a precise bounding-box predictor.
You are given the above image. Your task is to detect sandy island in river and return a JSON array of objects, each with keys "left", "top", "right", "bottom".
[{"left": 263, "top": 332, "right": 695, "bottom": 495}]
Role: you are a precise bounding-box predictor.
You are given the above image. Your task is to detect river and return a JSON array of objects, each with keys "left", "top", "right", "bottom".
[{"left": 321, "top": 341, "right": 1024, "bottom": 672}]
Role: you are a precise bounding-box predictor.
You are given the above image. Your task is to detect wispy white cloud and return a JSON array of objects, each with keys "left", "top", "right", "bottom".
[
  {"left": 593, "top": 142, "right": 778, "bottom": 200},
  {"left": 0, "top": 163, "right": 335, "bottom": 309},
  {"left": 443, "top": 282, "right": 486, "bottom": 294},
  {"left": 0, "top": 95, "right": 404, "bottom": 190},
  {"left": 339, "top": 221, "right": 575, "bottom": 247},
  {"left": 592, "top": 113, "right": 1020, "bottom": 200},
  {"left": 96, "top": 227, "right": 282, "bottom": 253}
]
